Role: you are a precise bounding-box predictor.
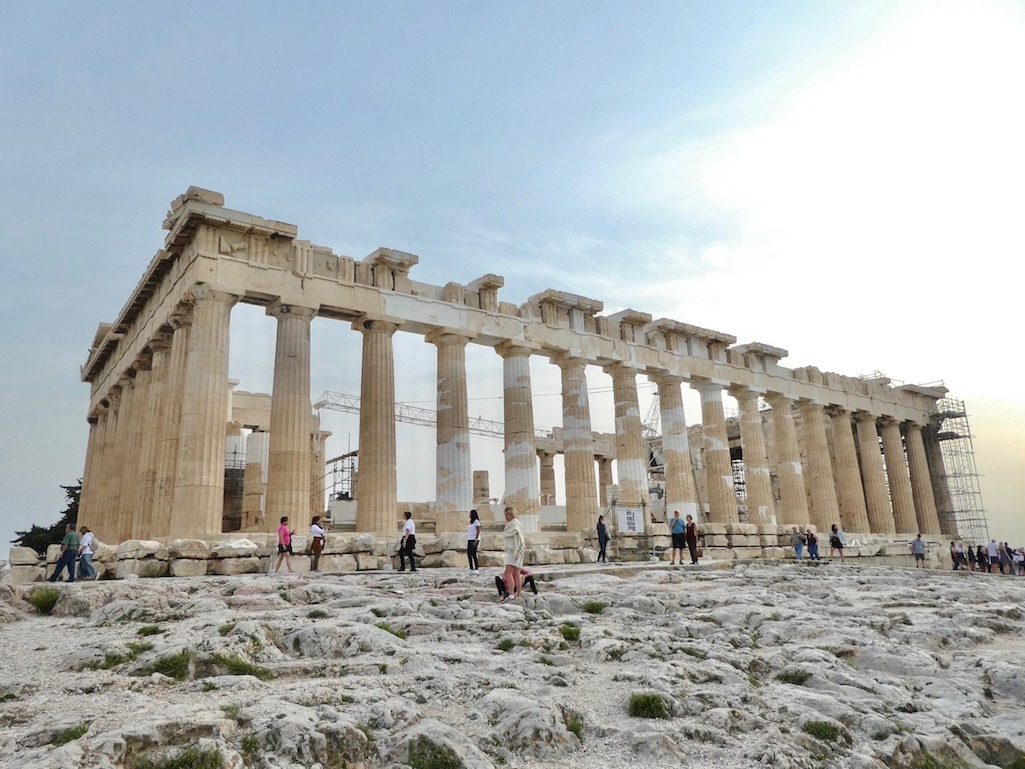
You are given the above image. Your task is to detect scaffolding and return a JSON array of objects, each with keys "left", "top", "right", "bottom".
[{"left": 931, "top": 397, "right": 989, "bottom": 543}]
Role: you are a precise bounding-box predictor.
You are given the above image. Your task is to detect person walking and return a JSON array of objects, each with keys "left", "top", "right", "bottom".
[
  {"left": 77, "top": 526, "right": 97, "bottom": 580},
  {"left": 48, "top": 524, "right": 80, "bottom": 583},
  {"left": 976, "top": 544, "right": 989, "bottom": 573},
  {"left": 308, "top": 515, "right": 330, "bottom": 573},
  {"left": 596, "top": 515, "right": 610, "bottom": 563},
  {"left": 987, "top": 539, "right": 1000, "bottom": 573},
  {"left": 273, "top": 516, "right": 294, "bottom": 574},
  {"left": 683, "top": 514, "right": 700, "bottom": 565},
  {"left": 829, "top": 524, "right": 845, "bottom": 562},
  {"left": 806, "top": 529, "right": 820, "bottom": 561},
  {"left": 399, "top": 511, "right": 417, "bottom": 572},
  {"left": 467, "top": 509, "right": 482, "bottom": 573},
  {"left": 790, "top": 527, "right": 806, "bottom": 561},
  {"left": 669, "top": 511, "right": 686, "bottom": 565},
  {"left": 949, "top": 541, "right": 961, "bottom": 571},
  {"left": 501, "top": 506, "right": 526, "bottom": 600},
  {"left": 909, "top": 534, "right": 926, "bottom": 568}
]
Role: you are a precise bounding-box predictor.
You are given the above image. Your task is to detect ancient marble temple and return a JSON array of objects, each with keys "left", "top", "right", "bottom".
[{"left": 78, "top": 187, "right": 951, "bottom": 544}]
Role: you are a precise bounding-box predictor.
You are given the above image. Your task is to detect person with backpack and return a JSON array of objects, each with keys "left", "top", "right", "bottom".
[{"left": 805, "top": 529, "right": 820, "bottom": 561}]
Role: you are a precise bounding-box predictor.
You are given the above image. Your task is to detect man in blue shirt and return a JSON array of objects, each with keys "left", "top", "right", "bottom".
[{"left": 669, "top": 511, "right": 686, "bottom": 565}]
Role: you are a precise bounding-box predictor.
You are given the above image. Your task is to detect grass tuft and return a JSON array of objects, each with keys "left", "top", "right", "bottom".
[
  {"left": 776, "top": 669, "right": 812, "bottom": 685},
  {"left": 53, "top": 723, "right": 88, "bottom": 746},
  {"left": 628, "top": 692, "right": 669, "bottom": 719},
  {"left": 28, "top": 587, "right": 60, "bottom": 614}
]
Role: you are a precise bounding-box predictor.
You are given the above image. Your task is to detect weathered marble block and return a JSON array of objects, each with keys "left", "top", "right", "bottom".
[
  {"left": 706, "top": 535, "right": 730, "bottom": 547},
  {"left": 118, "top": 540, "right": 168, "bottom": 560},
  {"left": 702, "top": 523, "right": 728, "bottom": 536},
  {"left": 355, "top": 553, "right": 380, "bottom": 570},
  {"left": 210, "top": 557, "right": 261, "bottom": 576},
  {"left": 422, "top": 550, "right": 465, "bottom": 569},
  {"left": 167, "top": 539, "right": 211, "bottom": 559},
  {"left": 116, "top": 558, "right": 170, "bottom": 579},
  {"left": 210, "top": 540, "right": 259, "bottom": 558},
  {"left": 733, "top": 548, "right": 763, "bottom": 560},
  {"left": 423, "top": 533, "right": 465, "bottom": 554},
  {"left": 318, "top": 554, "right": 358, "bottom": 572},
  {"left": 8, "top": 547, "right": 41, "bottom": 566},
  {"left": 5, "top": 565, "right": 43, "bottom": 583},
  {"left": 550, "top": 534, "right": 585, "bottom": 549},
  {"left": 170, "top": 559, "right": 209, "bottom": 578}
]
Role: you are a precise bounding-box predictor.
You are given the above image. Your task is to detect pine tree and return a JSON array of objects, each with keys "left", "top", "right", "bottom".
[{"left": 11, "top": 482, "right": 80, "bottom": 555}]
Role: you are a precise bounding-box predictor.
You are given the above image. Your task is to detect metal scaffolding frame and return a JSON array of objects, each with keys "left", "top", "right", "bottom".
[{"left": 931, "top": 396, "right": 989, "bottom": 543}]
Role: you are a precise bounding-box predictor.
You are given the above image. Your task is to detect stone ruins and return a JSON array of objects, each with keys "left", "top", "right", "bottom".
[{"left": 73, "top": 186, "right": 954, "bottom": 566}]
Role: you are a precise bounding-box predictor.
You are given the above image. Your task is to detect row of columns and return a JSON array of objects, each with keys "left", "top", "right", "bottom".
[{"left": 82, "top": 286, "right": 946, "bottom": 541}]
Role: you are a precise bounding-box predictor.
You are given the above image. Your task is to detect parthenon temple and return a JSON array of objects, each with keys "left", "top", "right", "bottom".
[{"left": 78, "top": 187, "right": 961, "bottom": 550}]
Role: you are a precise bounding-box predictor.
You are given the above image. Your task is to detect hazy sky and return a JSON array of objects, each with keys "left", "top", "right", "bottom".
[{"left": 2, "top": 1, "right": 1023, "bottom": 551}]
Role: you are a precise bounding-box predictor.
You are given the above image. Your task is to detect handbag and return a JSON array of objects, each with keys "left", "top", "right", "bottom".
[{"left": 696, "top": 548, "right": 704, "bottom": 558}]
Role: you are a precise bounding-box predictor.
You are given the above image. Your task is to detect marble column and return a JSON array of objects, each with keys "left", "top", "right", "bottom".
[
  {"left": 155, "top": 313, "right": 190, "bottom": 537},
  {"left": 904, "top": 422, "right": 942, "bottom": 535},
  {"left": 355, "top": 318, "right": 399, "bottom": 533},
  {"left": 692, "top": 381, "right": 738, "bottom": 523},
  {"left": 428, "top": 330, "right": 473, "bottom": 517},
  {"left": 606, "top": 363, "right": 649, "bottom": 509},
  {"left": 731, "top": 388, "right": 774, "bottom": 525},
  {"left": 854, "top": 412, "right": 895, "bottom": 534},
  {"left": 597, "top": 458, "right": 613, "bottom": 507},
  {"left": 497, "top": 343, "right": 540, "bottom": 519},
  {"left": 556, "top": 356, "right": 598, "bottom": 532},
  {"left": 880, "top": 418, "right": 918, "bottom": 533},
  {"left": 94, "top": 387, "right": 122, "bottom": 541},
  {"left": 923, "top": 427, "right": 957, "bottom": 537},
  {"left": 172, "top": 287, "right": 238, "bottom": 537},
  {"left": 133, "top": 335, "right": 173, "bottom": 538},
  {"left": 538, "top": 450, "right": 557, "bottom": 505},
  {"left": 765, "top": 394, "right": 810, "bottom": 526},
  {"left": 266, "top": 303, "right": 316, "bottom": 527},
  {"left": 828, "top": 408, "right": 870, "bottom": 533},
  {"left": 111, "top": 373, "right": 139, "bottom": 542},
  {"left": 797, "top": 401, "right": 840, "bottom": 532},
  {"left": 78, "top": 409, "right": 105, "bottom": 529},
  {"left": 653, "top": 374, "right": 700, "bottom": 519},
  {"left": 311, "top": 428, "right": 331, "bottom": 519}
]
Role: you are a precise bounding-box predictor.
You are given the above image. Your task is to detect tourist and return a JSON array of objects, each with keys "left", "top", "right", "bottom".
[
  {"left": 976, "top": 544, "right": 989, "bottom": 573},
  {"left": 669, "top": 511, "right": 686, "bottom": 565},
  {"left": 949, "top": 541, "right": 961, "bottom": 571},
  {"left": 274, "top": 516, "right": 294, "bottom": 574},
  {"left": 596, "top": 515, "right": 610, "bottom": 563},
  {"left": 790, "top": 527, "right": 806, "bottom": 561},
  {"left": 987, "top": 539, "right": 1000, "bottom": 573},
  {"left": 909, "top": 534, "right": 926, "bottom": 568},
  {"left": 806, "top": 529, "right": 821, "bottom": 561},
  {"left": 48, "top": 524, "right": 80, "bottom": 583},
  {"left": 955, "top": 541, "right": 968, "bottom": 570},
  {"left": 829, "top": 524, "right": 845, "bottom": 562},
  {"left": 467, "top": 509, "right": 482, "bottom": 573},
  {"left": 501, "top": 506, "right": 526, "bottom": 600},
  {"left": 77, "top": 526, "right": 97, "bottom": 580},
  {"left": 399, "top": 511, "right": 417, "bottom": 572},
  {"left": 309, "top": 515, "right": 331, "bottom": 573},
  {"left": 999, "top": 542, "right": 1013, "bottom": 575},
  {"left": 495, "top": 567, "right": 537, "bottom": 600},
  {"left": 966, "top": 543, "right": 977, "bottom": 572},
  {"left": 1013, "top": 546, "right": 1024, "bottom": 576},
  {"left": 684, "top": 514, "right": 700, "bottom": 565}
]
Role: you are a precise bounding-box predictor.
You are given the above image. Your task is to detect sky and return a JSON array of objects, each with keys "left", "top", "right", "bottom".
[{"left": 2, "top": 0, "right": 1023, "bottom": 552}]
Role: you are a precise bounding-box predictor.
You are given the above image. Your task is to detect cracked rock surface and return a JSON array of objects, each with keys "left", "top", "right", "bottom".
[{"left": 1, "top": 562, "right": 1023, "bottom": 768}]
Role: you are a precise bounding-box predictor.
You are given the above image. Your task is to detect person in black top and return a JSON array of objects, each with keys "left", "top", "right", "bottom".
[{"left": 596, "top": 515, "right": 610, "bottom": 563}]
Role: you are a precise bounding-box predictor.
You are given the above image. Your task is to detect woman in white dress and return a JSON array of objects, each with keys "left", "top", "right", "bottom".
[{"left": 501, "top": 506, "right": 526, "bottom": 600}]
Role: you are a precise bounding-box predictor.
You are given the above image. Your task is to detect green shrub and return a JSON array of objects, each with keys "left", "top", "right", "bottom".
[
  {"left": 144, "top": 650, "right": 194, "bottom": 680},
  {"left": 559, "top": 624, "right": 581, "bottom": 642},
  {"left": 240, "top": 733, "right": 260, "bottom": 759},
  {"left": 408, "top": 735, "right": 462, "bottom": 769},
  {"left": 582, "top": 601, "right": 606, "bottom": 614},
  {"left": 137, "top": 625, "right": 164, "bottom": 636},
  {"left": 209, "top": 654, "right": 272, "bottom": 680},
  {"left": 377, "top": 623, "right": 408, "bottom": 640},
  {"left": 134, "top": 746, "right": 224, "bottom": 769},
  {"left": 776, "top": 670, "right": 812, "bottom": 685},
  {"left": 496, "top": 638, "right": 516, "bottom": 652},
  {"left": 803, "top": 720, "right": 841, "bottom": 741},
  {"left": 218, "top": 624, "right": 236, "bottom": 637},
  {"left": 28, "top": 587, "right": 60, "bottom": 614},
  {"left": 607, "top": 647, "right": 625, "bottom": 661},
  {"left": 53, "top": 723, "right": 88, "bottom": 745},
  {"left": 628, "top": 692, "right": 669, "bottom": 719},
  {"left": 308, "top": 609, "right": 329, "bottom": 619},
  {"left": 564, "top": 710, "right": 584, "bottom": 741}
]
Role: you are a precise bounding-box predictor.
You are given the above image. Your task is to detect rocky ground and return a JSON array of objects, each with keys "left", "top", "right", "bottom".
[{"left": 0, "top": 560, "right": 1023, "bottom": 769}]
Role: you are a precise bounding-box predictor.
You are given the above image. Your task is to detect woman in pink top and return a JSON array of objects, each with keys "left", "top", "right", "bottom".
[{"left": 274, "top": 516, "right": 294, "bottom": 574}]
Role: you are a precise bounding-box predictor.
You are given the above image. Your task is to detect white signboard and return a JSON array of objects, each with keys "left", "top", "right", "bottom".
[{"left": 616, "top": 506, "right": 645, "bottom": 534}]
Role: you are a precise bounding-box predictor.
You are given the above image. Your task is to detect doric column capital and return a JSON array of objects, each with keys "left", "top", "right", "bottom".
[
  {"left": 602, "top": 360, "right": 643, "bottom": 377},
  {"left": 879, "top": 415, "right": 900, "bottom": 429},
  {"left": 649, "top": 371, "right": 684, "bottom": 388},
  {"left": 352, "top": 316, "right": 400, "bottom": 336},
  {"left": 854, "top": 410, "right": 879, "bottom": 424},
  {"left": 425, "top": 328, "right": 473, "bottom": 348},
  {"left": 147, "top": 332, "right": 174, "bottom": 354},
  {"left": 728, "top": 385, "right": 764, "bottom": 404},
  {"left": 167, "top": 309, "right": 192, "bottom": 330},
  {"left": 267, "top": 301, "right": 317, "bottom": 322},
  {"left": 553, "top": 354, "right": 589, "bottom": 373},
  {"left": 825, "top": 405, "right": 852, "bottom": 420},
  {"left": 690, "top": 378, "right": 726, "bottom": 397},
  {"left": 763, "top": 392, "right": 793, "bottom": 408},
  {"left": 184, "top": 284, "right": 240, "bottom": 309}
]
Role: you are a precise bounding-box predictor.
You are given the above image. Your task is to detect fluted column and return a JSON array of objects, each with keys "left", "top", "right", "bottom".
[
  {"left": 155, "top": 313, "right": 190, "bottom": 537},
  {"left": 597, "top": 458, "right": 613, "bottom": 507},
  {"left": 93, "top": 388, "right": 122, "bottom": 541},
  {"left": 606, "top": 363, "right": 649, "bottom": 509},
  {"left": 653, "top": 374, "right": 700, "bottom": 519},
  {"left": 731, "top": 388, "right": 774, "bottom": 525},
  {"left": 133, "top": 335, "right": 173, "bottom": 538},
  {"left": 355, "top": 317, "right": 399, "bottom": 533},
  {"left": 497, "top": 343, "right": 540, "bottom": 518},
  {"left": 110, "top": 373, "right": 140, "bottom": 541},
  {"left": 692, "top": 380, "right": 738, "bottom": 523},
  {"left": 854, "top": 412, "right": 895, "bottom": 534},
  {"left": 428, "top": 330, "right": 473, "bottom": 516},
  {"left": 828, "top": 408, "right": 870, "bottom": 533},
  {"left": 172, "top": 287, "right": 238, "bottom": 537},
  {"left": 765, "top": 394, "right": 810, "bottom": 526},
  {"left": 905, "top": 422, "right": 942, "bottom": 535},
  {"left": 797, "top": 401, "right": 840, "bottom": 532},
  {"left": 556, "top": 356, "right": 598, "bottom": 532},
  {"left": 310, "top": 428, "right": 331, "bottom": 519},
  {"left": 78, "top": 410, "right": 105, "bottom": 528},
  {"left": 265, "top": 303, "right": 316, "bottom": 527},
  {"left": 880, "top": 418, "right": 917, "bottom": 533},
  {"left": 538, "top": 450, "right": 557, "bottom": 505},
  {"left": 923, "top": 426, "right": 957, "bottom": 536}
]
